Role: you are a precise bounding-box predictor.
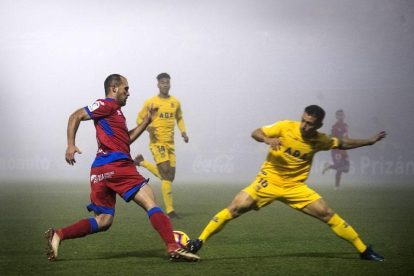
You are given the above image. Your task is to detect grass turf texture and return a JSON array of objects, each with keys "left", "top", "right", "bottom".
[{"left": 0, "top": 180, "right": 413, "bottom": 276}]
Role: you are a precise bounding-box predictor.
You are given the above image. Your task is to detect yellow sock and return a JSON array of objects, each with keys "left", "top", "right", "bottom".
[
  {"left": 199, "top": 208, "right": 233, "bottom": 242},
  {"left": 328, "top": 214, "right": 367, "bottom": 253},
  {"left": 141, "top": 160, "right": 161, "bottom": 179},
  {"left": 161, "top": 180, "right": 173, "bottom": 214}
]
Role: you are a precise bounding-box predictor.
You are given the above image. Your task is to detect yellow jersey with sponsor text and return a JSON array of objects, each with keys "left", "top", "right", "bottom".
[
  {"left": 261, "top": 120, "right": 338, "bottom": 183},
  {"left": 136, "top": 95, "right": 186, "bottom": 143}
]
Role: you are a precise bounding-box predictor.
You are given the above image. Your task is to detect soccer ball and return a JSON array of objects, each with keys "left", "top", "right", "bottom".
[{"left": 173, "top": 230, "right": 190, "bottom": 248}]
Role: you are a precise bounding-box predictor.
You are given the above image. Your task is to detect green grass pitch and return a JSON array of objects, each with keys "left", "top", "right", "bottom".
[{"left": 0, "top": 180, "right": 413, "bottom": 275}]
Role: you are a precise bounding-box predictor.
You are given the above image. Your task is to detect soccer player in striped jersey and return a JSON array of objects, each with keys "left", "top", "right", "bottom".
[
  {"left": 135, "top": 73, "right": 188, "bottom": 219},
  {"left": 187, "top": 105, "right": 386, "bottom": 262},
  {"left": 45, "top": 74, "right": 199, "bottom": 262}
]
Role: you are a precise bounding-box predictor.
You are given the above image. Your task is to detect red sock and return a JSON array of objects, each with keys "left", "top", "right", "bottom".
[
  {"left": 57, "top": 219, "right": 92, "bottom": 241},
  {"left": 149, "top": 211, "right": 178, "bottom": 251}
]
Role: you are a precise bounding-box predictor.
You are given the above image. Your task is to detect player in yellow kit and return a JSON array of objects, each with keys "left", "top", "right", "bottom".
[
  {"left": 187, "top": 105, "right": 386, "bottom": 262},
  {"left": 135, "top": 73, "right": 188, "bottom": 219}
]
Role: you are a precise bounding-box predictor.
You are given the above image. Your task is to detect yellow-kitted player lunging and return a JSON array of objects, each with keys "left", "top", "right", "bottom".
[
  {"left": 135, "top": 73, "right": 188, "bottom": 219},
  {"left": 187, "top": 105, "right": 386, "bottom": 262}
]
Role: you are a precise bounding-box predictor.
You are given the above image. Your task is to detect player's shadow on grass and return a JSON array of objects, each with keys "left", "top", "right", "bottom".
[
  {"left": 57, "top": 250, "right": 167, "bottom": 262},
  {"left": 207, "top": 252, "right": 356, "bottom": 261},
  {"left": 107, "top": 250, "right": 168, "bottom": 260},
  {"left": 280, "top": 252, "right": 356, "bottom": 260},
  {"left": 53, "top": 251, "right": 356, "bottom": 262}
]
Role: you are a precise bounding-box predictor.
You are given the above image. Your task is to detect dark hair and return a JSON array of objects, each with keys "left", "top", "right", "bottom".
[
  {"left": 104, "top": 74, "right": 123, "bottom": 95},
  {"left": 304, "top": 105, "right": 325, "bottom": 123},
  {"left": 157, "top": 73, "right": 171, "bottom": 81}
]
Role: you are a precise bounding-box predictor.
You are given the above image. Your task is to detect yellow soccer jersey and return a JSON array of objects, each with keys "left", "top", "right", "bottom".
[
  {"left": 136, "top": 95, "right": 185, "bottom": 143},
  {"left": 261, "top": 120, "right": 338, "bottom": 183}
]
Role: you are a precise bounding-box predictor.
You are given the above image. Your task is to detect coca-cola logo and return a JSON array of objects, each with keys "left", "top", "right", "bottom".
[{"left": 192, "top": 154, "right": 234, "bottom": 173}]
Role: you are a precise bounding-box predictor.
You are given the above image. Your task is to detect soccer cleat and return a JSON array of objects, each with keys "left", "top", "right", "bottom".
[
  {"left": 360, "top": 245, "right": 385, "bottom": 262},
  {"left": 134, "top": 154, "right": 144, "bottom": 167},
  {"left": 167, "top": 211, "right": 182, "bottom": 219},
  {"left": 322, "top": 162, "right": 330, "bottom": 174},
  {"left": 186, "top": 239, "right": 203, "bottom": 254},
  {"left": 169, "top": 248, "right": 200, "bottom": 262},
  {"left": 45, "top": 228, "right": 60, "bottom": 262}
]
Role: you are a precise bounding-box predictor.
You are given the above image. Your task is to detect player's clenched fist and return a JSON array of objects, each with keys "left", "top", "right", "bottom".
[{"left": 265, "top": 137, "right": 283, "bottom": 151}]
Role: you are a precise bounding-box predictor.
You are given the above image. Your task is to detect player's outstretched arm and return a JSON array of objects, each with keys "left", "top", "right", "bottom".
[
  {"left": 66, "top": 108, "right": 91, "bottom": 165},
  {"left": 338, "top": 131, "right": 386, "bottom": 150},
  {"left": 251, "top": 128, "right": 283, "bottom": 151},
  {"left": 129, "top": 104, "right": 158, "bottom": 144}
]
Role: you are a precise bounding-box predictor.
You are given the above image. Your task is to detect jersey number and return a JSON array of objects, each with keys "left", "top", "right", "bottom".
[{"left": 258, "top": 178, "right": 268, "bottom": 188}]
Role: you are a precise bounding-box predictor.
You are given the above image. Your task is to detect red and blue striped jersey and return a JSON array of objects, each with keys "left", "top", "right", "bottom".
[{"left": 84, "top": 98, "right": 132, "bottom": 167}]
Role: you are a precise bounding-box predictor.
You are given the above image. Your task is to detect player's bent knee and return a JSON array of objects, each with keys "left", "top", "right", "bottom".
[
  {"left": 227, "top": 202, "right": 244, "bottom": 218},
  {"left": 340, "top": 162, "right": 350, "bottom": 172},
  {"left": 310, "top": 203, "right": 335, "bottom": 222},
  {"left": 322, "top": 209, "right": 335, "bottom": 222},
  {"left": 97, "top": 220, "right": 113, "bottom": 232},
  {"left": 99, "top": 224, "right": 112, "bottom": 232},
  {"left": 160, "top": 172, "right": 174, "bottom": 181},
  {"left": 228, "top": 207, "right": 243, "bottom": 218},
  {"left": 165, "top": 174, "right": 174, "bottom": 182},
  {"left": 228, "top": 201, "right": 254, "bottom": 218},
  {"left": 95, "top": 215, "right": 114, "bottom": 231}
]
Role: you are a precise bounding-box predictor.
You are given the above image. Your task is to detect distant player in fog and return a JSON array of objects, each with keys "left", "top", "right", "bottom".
[
  {"left": 322, "top": 109, "right": 349, "bottom": 190},
  {"left": 134, "top": 73, "right": 188, "bottom": 219}
]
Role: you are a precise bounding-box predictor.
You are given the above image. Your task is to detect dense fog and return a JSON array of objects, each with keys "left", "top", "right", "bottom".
[{"left": 1, "top": 0, "right": 413, "bottom": 186}]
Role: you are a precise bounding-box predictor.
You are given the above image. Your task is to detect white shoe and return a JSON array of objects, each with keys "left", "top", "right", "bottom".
[
  {"left": 45, "top": 228, "right": 60, "bottom": 262},
  {"left": 169, "top": 248, "right": 201, "bottom": 262},
  {"left": 322, "top": 162, "right": 330, "bottom": 174}
]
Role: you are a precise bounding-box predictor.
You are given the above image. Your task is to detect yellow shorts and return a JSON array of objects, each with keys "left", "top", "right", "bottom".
[
  {"left": 149, "top": 142, "right": 176, "bottom": 167},
  {"left": 243, "top": 171, "right": 321, "bottom": 210}
]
